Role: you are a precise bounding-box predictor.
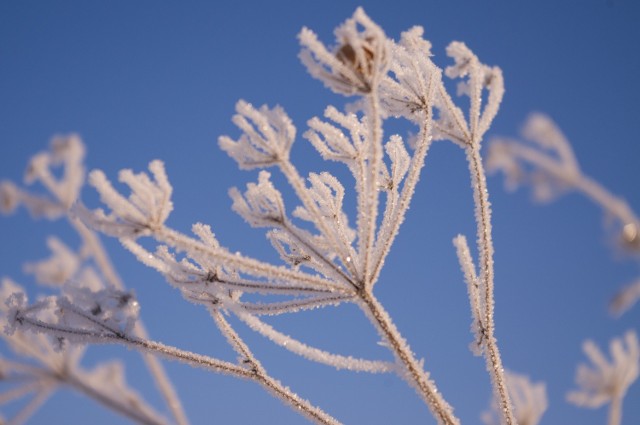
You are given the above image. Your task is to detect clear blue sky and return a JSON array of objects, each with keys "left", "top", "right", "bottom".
[{"left": 1, "top": 1, "right": 639, "bottom": 424}]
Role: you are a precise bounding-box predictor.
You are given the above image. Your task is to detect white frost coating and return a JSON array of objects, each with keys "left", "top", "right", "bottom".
[
  {"left": 235, "top": 310, "right": 395, "bottom": 373},
  {"left": 435, "top": 34, "right": 513, "bottom": 425},
  {"left": 453, "top": 235, "right": 484, "bottom": 356},
  {"left": 24, "top": 237, "right": 80, "bottom": 287},
  {"left": 24, "top": 134, "right": 85, "bottom": 209},
  {"left": 299, "top": 8, "right": 389, "bottom": 96},
  {"left": 81, "top": 160, "right": 173, "bottom": 237},
  {"left": 379, "top": 26, "right": 436, "bottom": 122},
  {"left": 522, "top": 113, "right": 580, "bottom": 173},
  {"left": 268, "top": 229, "right": 314, "bottom": 269},
  {"left": 0, "top": 135, "right": 86, "bottom": 220},
  {"left": 0, "top": 279, "right": 168, "bottom": 425},
  {"left": 58, "top": 286, "right": 140, "bottom": 337},
  {"left": 482, "top": 370, "right": 547, "bottom": 425},
  {"left": 384, "top": 135, "right": 410, "bottom": 190},
  {"left": 567, "top": 331, "right": 639, "bottom": 409},
  {"left": 219, "top": 101, "right": 295, "bottom": 170},
  {"left": 191, "top": 222, "right": 220, "bottom": 248},
  {"left": 304, "top": 107, "right": 359, "bottom": 165},
  {"left": 230, "top": 171, "right": 286, "bottom": 228},
  {"left": 301, "top": 172, "right": 356, "bottom": 250},
  {"left": 0, "top": 7, "right": 579, "bottom": 425},
  {"left": 121, "top": 238, "right": 341, "bottom": 302},
  {"left": 1, "top": 137, "right": 187, "bottom": 425}
]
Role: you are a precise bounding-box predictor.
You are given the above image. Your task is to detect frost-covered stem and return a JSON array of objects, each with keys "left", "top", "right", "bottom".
[
  {"left": 608, "top": 396, "right": 623, "bottom": 425},
  {"left": 253, "top": 368, "right": 342, "bottom": 425},
  {"left": 69, "top": 217, "right": 189, "bottom": 425},
  {"left": 282, "top": 221, "right": 356, "bottom": 288},
  {"left": 358, "top": 289, "right": 459, "bottom": 425},
  {"left": 436, "top": 84, "right": 470, "bottom": 144},
  {"left": 64, "top": 373, "right": 167, "bottom": 425},
  {"left": 209, "top": 309, "right": 341, "bottom": 425},
  {"left": 19, "top": 313, "right": 249, "bottom": 377},
  {"left": 361, "top": 91, "right": 383, "bottom": 284},
  {"left": 466, "top": 144, "right": 515, "bottom": 425},
  {"left": 156, "top": 226, "right": 348, "bottom": 292},
  {"left": 235, "top": 309, "right": 396, "bottom": 373},
  {"left": 501, "top": 144, "right": 638, "bottom": 226},
  {"left": 133, "top": 323, "right": 190, "bottom": 425},
  {"left": 279, "top": 160, "right": 358, "bottom": 277},
  {"left": 370, "top": 113, "right": 433, "bottom": 286},
  {"left": 574, "top": 175, "right": 638, "bottom": 226}
]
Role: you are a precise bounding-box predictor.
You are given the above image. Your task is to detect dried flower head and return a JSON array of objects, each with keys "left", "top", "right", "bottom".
[{"left": 299, "top": 7, "right": 389, "bottom": 95}]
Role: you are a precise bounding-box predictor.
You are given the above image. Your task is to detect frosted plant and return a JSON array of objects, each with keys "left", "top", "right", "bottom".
[
  {"left": 481, "top": 370, "right": 547, "bottom": 425},
  {"left": 0, "top": 136, "right": 188, "bottom": 425},
  {"left": 567, "top": 331, "right": 639, "bottom": 425},
  {"left": 2, "top": 7, "right": 523, "bottom": 424},
  {"left": 488, "top": 113, "right": 640, "bottom": 315}
]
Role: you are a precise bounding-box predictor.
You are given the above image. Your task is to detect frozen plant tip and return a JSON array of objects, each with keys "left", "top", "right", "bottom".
[
  {"left": 77, "top": 160, "right": 173, "bottom": 238},
  {"left": 299, "top": 7, "right": 389, "bottom": 95},
  {"left": 218, "top": 101, "right": 295, "bottom": 169},
  {"left": 567, "top": 331, "right": 639, "bottom": 425}
]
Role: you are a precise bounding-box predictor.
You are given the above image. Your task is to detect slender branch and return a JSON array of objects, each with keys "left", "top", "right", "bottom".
[
  {"left": 370, "top": 95, "right": 434, "bottom": 286},
  {"left": 361, "top": 91, "right": 383, "bottom": 285},
  {"left": 358, "top": 289, "right": 460, "bottom": 425},
  {"left": 279, "top": 160, "right": 358, "bottom": 277},
  {"left": 281, "top": 221, "right": 357, "bottom": 289},
  {"left": 235, "top": 294, "right": 354, "bottom": 316},
  {"left": 20, "top": 312, "right": 342, "bottom": 425},
  {"left": 235, "top": 309, "right": 397, "bottom": 373},
  {"left": 466, "top": 144, "right": 515, "bottom": 425},
  {"left": 157, "top": 227, "right": 347, "bottom": 293},
  {"left": 133, "top": 322, "right": 190, "bottom": 425},
  {"left": 500, "top": 142, "right": 638, "bottom": 227},
  {"left": 208, "top": 308, "right": 343, "bottom": 425},
  {"left": 69, "top": 217, "right": 189, "bottom": 425}
]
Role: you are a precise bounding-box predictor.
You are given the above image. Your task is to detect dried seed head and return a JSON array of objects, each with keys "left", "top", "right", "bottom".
[
  {"left": 334, "top": 37, "right": 380, "bottom": 94},
  {"left": 336, "top": 40, "right": 374, "bottom": 75}
]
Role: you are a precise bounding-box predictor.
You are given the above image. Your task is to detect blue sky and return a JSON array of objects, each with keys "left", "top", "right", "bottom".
[{"left": 1, "top": 1, "right": 639, "bottom": 424}]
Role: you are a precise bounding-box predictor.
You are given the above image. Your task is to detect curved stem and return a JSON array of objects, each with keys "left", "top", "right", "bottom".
[{"left": 235, "top": 309, "right": 396, "bottom": 373}]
